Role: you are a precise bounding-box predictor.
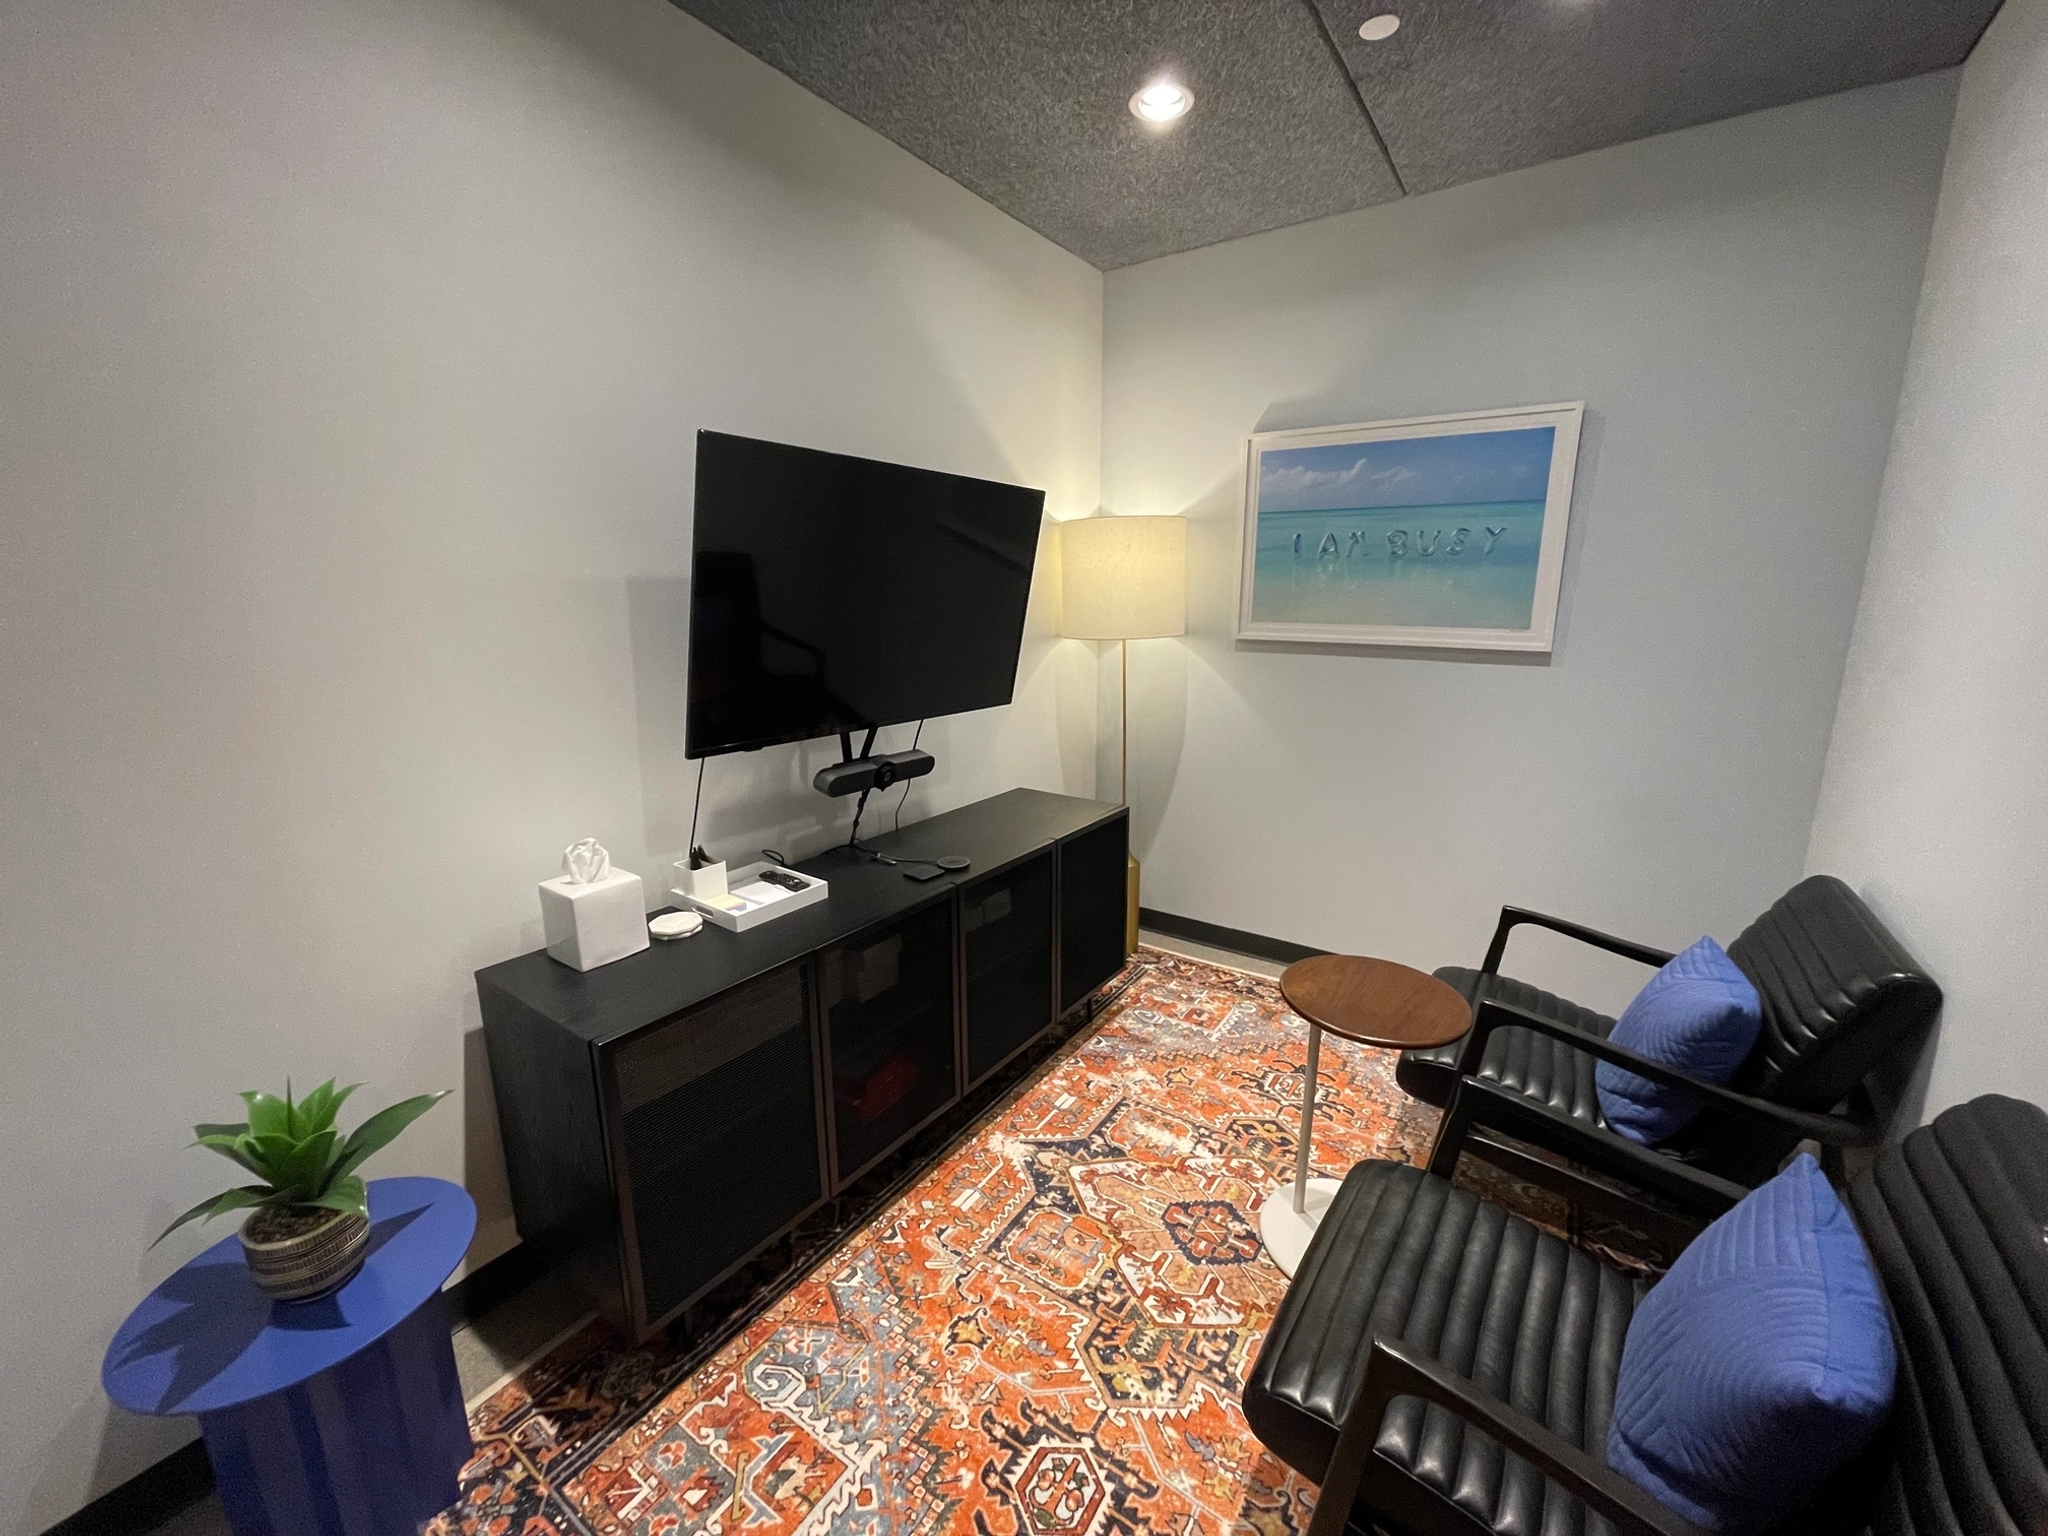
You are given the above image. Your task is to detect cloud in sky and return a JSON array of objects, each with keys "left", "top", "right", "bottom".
[{"left": 1258, "top": 426, "right": 1556, "bottom": 512}]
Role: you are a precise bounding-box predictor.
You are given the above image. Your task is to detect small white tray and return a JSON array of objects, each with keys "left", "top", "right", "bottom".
[{"left": 671, "top": 862, "right": 828, "bottom": 932}]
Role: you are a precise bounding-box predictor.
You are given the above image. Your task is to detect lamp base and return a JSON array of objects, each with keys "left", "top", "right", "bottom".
[
  {"left": 1258, "top": 1178, "right": 1343, "bottom": 1277},
  {"left": 1126, "top": 854, "right": 1140, "bottom": 956}
]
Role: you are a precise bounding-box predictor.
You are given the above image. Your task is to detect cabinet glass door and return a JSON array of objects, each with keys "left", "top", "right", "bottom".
[
  {"left": 823, "top": 900, "right": 957, "bottom": 1183},
  {"left": 1060, "top": 813, "right": 1130, "bottom": 1010},
  {"left": 963, "top": 851, "right": 1055, "bottom": 1084},
  {"left": 610, "top": 965, "right": 821, "bottom": 1330}
]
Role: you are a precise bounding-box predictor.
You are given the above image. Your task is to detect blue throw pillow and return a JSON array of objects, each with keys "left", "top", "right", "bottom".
[
  {"left": 1607, "top": 1156, "right": 1896, "bottom": 1532},
  {"left": 1596, "top": 937, "right": 1762, "bottom": 1144}
]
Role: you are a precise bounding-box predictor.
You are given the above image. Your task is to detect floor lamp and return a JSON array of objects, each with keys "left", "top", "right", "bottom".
[{"left": 1059, "top": 515, "right": 1187, "bottom": 952}]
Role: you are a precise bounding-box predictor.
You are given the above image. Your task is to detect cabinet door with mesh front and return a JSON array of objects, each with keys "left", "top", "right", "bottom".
[
  {"left": 1060, "top": 812, "right": 1130, "bottom": 1010},
  {"left": 606, "top": 965, "right": 823, "bottom": 1333},
  {"left": 963, "top": 851, "right": 1055, "bottom": 1085},
  {"left": 822, "top": 901, "right": 958, "bottom": 1186}
]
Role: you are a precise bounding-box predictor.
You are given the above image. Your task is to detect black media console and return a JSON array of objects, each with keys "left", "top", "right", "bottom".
[{"left": 476, "top": 788, "right": 1129, "bottom": 1339}]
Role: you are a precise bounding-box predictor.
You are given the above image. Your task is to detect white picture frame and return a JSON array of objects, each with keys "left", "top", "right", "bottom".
[{"left": 1236, "top": 402, "right": 1584, "bottom": 652}]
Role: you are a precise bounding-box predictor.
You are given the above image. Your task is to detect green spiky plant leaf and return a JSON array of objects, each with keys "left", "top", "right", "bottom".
[{"left": 154, "top": 1079, "right": 449, "bottom": 1246}]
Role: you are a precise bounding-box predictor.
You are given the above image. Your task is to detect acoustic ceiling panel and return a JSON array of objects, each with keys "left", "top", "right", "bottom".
[
  {"left": 669, "top": 1, "right": 1998, "bottom": 267},
  {"left": 1308, "top": 0, "right": 1997, "bottom": 194},
  {"left": 669, "top": 0, "right": 1405, "bottom": 270}
]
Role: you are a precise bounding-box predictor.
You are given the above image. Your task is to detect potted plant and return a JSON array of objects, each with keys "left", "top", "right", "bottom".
[{"left": 156, "top": 1079, "right": 450, "bottom": 1301}]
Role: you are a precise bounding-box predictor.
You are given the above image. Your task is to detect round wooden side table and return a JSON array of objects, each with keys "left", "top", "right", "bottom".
[{"left": 1258, "top": 954, "right": 1471, "bottom": 1276}]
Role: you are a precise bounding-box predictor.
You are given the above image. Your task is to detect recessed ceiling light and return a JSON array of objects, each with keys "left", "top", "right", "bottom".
[
  {"left": 1358, "top": 13, "right": 1401, "bottom": 40},
  {"left": 1129, "top": 80, "right": 1193, "bottom": 124}
]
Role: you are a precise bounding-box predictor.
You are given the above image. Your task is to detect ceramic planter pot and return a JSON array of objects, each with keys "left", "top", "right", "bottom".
[{"left": 238, "top": 1204, "right": 370, "bottom": 1301}]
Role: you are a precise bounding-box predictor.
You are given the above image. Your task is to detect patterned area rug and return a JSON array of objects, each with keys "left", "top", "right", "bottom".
[{"left": 432, "top": 948, "right": 1468, "bottom": 1536}]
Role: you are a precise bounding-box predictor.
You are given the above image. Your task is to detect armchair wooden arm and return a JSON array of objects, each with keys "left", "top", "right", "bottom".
[
  {"left": 1429, "top": 1074, "right": 1747, "bottom": 1228},
  {"left": 1480, "top": 906, "right": 1677, "bottom": 977},
  {"left": 1306, "top": 1336, "right": 1712, "bottom": 1536},
  {"left": 1449, "top": 996, "right": 1878, "bottom": 1150}
]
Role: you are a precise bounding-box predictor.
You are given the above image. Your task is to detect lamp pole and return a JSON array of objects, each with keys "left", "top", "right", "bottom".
[{"left": 1057, "top": 513, "right": 1184, "bottom": 956}]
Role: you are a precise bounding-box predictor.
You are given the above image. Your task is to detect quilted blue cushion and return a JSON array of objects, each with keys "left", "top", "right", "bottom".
[
  {"left": 1596, "top": 936, "right": 1762, "bottom": 1144},
  {"left": 1607, "top": 1155, "right": 1896, "bottom": 1532}
]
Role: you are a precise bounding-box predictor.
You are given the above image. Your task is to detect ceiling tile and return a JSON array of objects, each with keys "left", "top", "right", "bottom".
[
  {"left": 670, "top": 0, "right": 1404, "bottom": 269},
  {"left": 1314, "top": 0, "right": 1998, "bottom": 194}
]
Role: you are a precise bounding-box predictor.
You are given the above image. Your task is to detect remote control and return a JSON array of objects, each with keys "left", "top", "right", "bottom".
[{"left": 759, "top": 868, "right": 807, "bottom": 892}]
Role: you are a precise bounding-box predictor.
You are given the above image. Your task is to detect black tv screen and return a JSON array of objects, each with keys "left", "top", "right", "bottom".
[{"left": 686, "top": 431, "right": 1046, "bottom": 758}]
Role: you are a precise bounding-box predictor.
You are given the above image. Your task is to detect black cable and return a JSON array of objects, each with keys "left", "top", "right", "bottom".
[
  {"left": 894, "top": 719, "right": 924, "bottom": 833},
  {"left": 850, "top": 721, "right": 947, "bottom": 872},
  {"left": 852, "top": 837, "right": 946, "bottom": 873},
  {"left": 688, "top": 756, "right": 707, "bottom": 862},
  {"left": 846, "top": 785, "right": 874, "bottom": 851}
]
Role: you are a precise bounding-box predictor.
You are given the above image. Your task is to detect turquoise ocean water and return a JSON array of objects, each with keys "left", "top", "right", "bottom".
[{"left": 1250, "top": 501, "right": 1545, "bottom": 629}]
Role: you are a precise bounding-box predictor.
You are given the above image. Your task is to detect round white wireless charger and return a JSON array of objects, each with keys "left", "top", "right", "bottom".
[{"left": 649, "top": 911, "right": 703, "bottom": 941}]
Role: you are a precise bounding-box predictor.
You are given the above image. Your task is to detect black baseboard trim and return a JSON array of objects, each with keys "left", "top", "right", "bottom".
[
  {"left": 39, "top": 1439, "right": 213, "bottom": 1536},
  {"left": 1138, "top": 908, "right": 1326, "bottom": 966},
  {"left": 444, "top": 1232, "right": 550, "bottom": 1328},
  {"left": 41, "top": 1237, "right": 545, "bottom": 1536}
]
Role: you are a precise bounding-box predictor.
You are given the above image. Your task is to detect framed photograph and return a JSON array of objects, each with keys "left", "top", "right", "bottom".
[{"left": 1237, "top": 402, "right": 1583, "bottom": 652}]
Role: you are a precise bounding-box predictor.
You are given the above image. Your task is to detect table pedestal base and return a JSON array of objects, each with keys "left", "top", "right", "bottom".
[
  {"left": 199, "top": 1296, "right": 472, "bottom": 1536},
  {"left": 1258, "top": 1177, "right": 1344, "bottom": 1278}
]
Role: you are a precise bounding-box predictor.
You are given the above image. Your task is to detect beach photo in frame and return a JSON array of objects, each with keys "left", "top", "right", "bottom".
[{"left": 1237, "top": 402, "right": 1583, "bottom": 652}]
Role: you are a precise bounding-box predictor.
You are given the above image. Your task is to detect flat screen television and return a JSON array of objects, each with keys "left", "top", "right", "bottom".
[{"left": 686, "top": 431, "right": 1046, "bottom": 759}]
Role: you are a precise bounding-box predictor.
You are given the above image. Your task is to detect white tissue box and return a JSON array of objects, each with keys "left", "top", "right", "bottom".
[{"left": 539, "top": 867, "right": 650, "bottom": 971}]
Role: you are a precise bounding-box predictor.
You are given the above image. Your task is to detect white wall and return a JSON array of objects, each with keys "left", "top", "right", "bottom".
[
  {"left": 1101, "top": 76, "right": 1955, "bottom": 1014},
  {"left": 0, "top": 0, "right": 1100, "bottom": 1527},
  {"left": 1805, "top": 0, "right": 2048, "bottom": 1122}
]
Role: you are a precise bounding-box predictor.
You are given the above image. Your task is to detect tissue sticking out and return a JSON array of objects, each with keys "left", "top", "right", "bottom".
[{"left": 562, "top": 838, "right": 611, "bottom": 884}]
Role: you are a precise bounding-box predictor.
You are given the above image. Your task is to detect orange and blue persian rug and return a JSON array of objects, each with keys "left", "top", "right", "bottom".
[{"left": 432, "top": 947, "right": 1457, "bottom": 1536}]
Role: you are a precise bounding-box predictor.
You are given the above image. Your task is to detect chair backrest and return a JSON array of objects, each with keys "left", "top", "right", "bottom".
[
  {"left": 1846, "top": 1094, "right": 2048, "bottom": 1536},
  {"left": 1725, "top": 875, "right": 1940, "bottom": 1110}
]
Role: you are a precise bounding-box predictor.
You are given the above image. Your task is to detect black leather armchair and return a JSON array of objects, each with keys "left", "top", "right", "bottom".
[
  {"left": 1242, "top": 1093, "right": 2048, "bottom": 1536},
  {"left": 1398, "top": 876, "right": 1940, "bottom": 1219}
]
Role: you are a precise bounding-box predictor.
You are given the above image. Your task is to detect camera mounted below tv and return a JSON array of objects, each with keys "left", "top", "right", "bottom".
[{"left": 812, "top": 727, "right": 935, "bottom": 799}]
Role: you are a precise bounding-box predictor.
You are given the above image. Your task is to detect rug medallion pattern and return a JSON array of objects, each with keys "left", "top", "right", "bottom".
[{"left": 433, "top": 949, "right": 1450, "bottom": 1536}]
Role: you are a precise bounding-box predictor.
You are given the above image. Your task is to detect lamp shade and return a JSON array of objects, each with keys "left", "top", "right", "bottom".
[{"left": 1060, "top": 516, "right": 1186, "bottom": 639}]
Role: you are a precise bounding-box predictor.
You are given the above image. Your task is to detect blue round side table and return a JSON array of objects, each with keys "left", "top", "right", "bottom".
[{"left": 103, "top": 1177, "right": 477, "bottom": 1536}]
